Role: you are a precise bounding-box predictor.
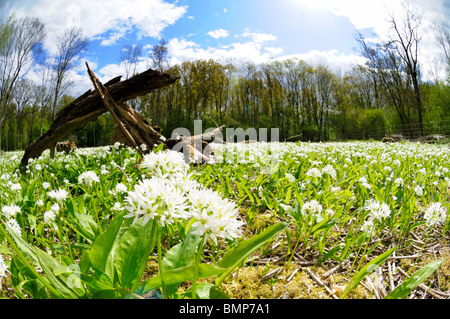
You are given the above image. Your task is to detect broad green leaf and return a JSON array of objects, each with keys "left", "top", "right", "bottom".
[
  {"left": 75, "top": 211, "right": 99, "bottom": 239},
  {"left": 35, "top": 248, "right": 85, "bottom": 299},
  {"left": 91, "top": 289, "right": 124, "bottom": 299},
  {"left": 9, "top": 256, "right": 48, "bottom": 299},
  {"left": 285, "top": 187, "right": 292, "bottom": 204},
  {"left": 341, "top": 247, "right": 396, "bottom": 299},
  {"left": 385, "top": 258, "right": 445, "bottom": 299},
  {"left": 187, "top": 282, "right": 230, "bottom": 299},
  {"left": 160, "top": 227, "right": 202, "bottom": 296},
  {"left": 0, "top": 222, "right": 61, "bottom": 298},
  {"left": 113, "top": 219, "right": 157, "bottom": 290},
  {"left": 85, "top": 212, "right": 125, "bottom": 279},
  {"left": 162, "top": 228, "right": 201, "bottom": 271},
  {"left": 236, "top": 181, "right": 255, "bottom": 204},
  {"left": 27, "top": 215, "right": 37, "bottom": 234},
  {"left": 64, "top": 212, "right": 99, "bottom": 243},
  {"left": 215, "top": 222, "right": 290, "bottom": 285},
  {"left": 134, "top": 264, "right": 229, "bottom": 296},
  {"left": 2, "top": 222, "right": 83, "bottom": 299}
]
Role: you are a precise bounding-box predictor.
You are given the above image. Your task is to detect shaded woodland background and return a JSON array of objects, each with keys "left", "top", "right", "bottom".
[{"left": 1, "top": 10, "right": 449, "bottom": 151}]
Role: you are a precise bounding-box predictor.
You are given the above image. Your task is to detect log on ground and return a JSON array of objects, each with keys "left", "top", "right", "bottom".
[{"left": 20, "top": 67, "right": 179, "bottom": 167}]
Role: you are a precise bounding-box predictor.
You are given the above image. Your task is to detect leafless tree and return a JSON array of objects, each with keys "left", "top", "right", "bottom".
[
  {"left": 12, "top": 78, "right": 33, "bottom": 148},
  {"left": 434, "top": 24, "right": 450, "bottom": 78},
  {"left": 120, "top": 43, "right": 142, "bottom": 79},
  {"left": 147, "top": 39, "right": 169, "bottom": 120},
  {"left": 387, "top": 5, "right": 424, "bottom": 136},
  {"left": 50, "top": 27, "right": 88, "bottom": 122},
  {"left": 0, "top": 15, "right": 45, "bottom": 150},
  {"left": 150, "top": 39, "right": 169, "bottom": 72},
  {"left": 356, "top": 32, "right": 416, "bottom": 137},
  {"left": 35, "top": 61, "right": 53, "bottom": 137}
]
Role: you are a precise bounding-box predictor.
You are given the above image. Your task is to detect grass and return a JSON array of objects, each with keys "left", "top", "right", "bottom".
[{"left": 0, "top": 140, "right": 449, "bottom": 299}]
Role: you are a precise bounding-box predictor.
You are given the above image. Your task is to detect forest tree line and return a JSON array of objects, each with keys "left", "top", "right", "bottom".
[{"left": 1, "top": 9, "right": 450, "bottom": 150}]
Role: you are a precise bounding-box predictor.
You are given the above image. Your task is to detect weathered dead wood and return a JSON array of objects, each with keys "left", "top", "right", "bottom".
[
  {"left": 56, "top": 141, "right": 77, "bottom": 154},
  {"left": 167, "top": 125, "right": 226, "bottom": 163},
  {"left": 21, "top": 63, "right": 228, "bottom": 167},
  {"left": 20, "top": 66, "right": 179, "bottom": 167},
  {"left": 86, "top": 63, "right": 146, "bottom": 158}
]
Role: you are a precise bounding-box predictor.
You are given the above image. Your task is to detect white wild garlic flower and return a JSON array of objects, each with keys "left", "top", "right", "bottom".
[
  {"left": 78, "top": 171, "right": 100, "bottom": 187},
  {"left": 1, "top": 205, "right": 21, "bottom": 220},
  {"left": 47, "top": 188, "right": 69, "bottom": 205},
  {"left": 423, "top": 202, "right": 447, "bottom": 228}
]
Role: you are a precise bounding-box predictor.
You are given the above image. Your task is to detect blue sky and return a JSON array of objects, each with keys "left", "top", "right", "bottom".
[
  {"left": 0, "top": 0, "right": 448, "bottom": 95},
  {"left": 83, "top": 0, "right": 365, "bottom": 68}
]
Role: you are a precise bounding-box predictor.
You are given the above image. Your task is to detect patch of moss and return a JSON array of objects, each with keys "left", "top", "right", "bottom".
[
  {"left": 418, "top": 249, "right": 450, "bottom": 292},
  {"left": 219, "top": 265, "right": 372, "bottom": 299},
  {"left": 141, "top": 258, "right": 159, "bottom": 281},
  {"left": 437, "top": 250, "right": 450, "bottom": 291}
]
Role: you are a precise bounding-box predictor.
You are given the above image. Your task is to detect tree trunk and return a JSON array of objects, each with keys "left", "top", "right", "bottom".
[{"left": 21, "top": 66, "right": 179, "bottom": 167}]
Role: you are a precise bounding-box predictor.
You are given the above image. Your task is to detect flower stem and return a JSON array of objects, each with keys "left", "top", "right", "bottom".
[
  {"left": 191, "top": 237, "right": 205, "bottom": 299},
  {"left": 157, "top": 228, "right": 167, "bottom": 299}
]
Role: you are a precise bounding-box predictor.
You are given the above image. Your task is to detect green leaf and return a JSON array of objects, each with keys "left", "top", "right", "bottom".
[
  {"left": 235, "top": 181, "right": 255, "bottom": 204},
  {"left": 65, "top": 212, "right": 99, "bottom": 242},
  {"left": 134, "top": 264, "right": 229, "bottom": 296},
  {"left": 215, "top": 222, "right": 290, "bottom": 285},
  {"left": 187, "top": 282, "right": 230, "bottom": 299},
  {"left": 341, "top": 247, "right": 396, "bottom": 299},
  {"left": 91, "top": 290, "right": 124, "bottom": 299},
  {"left": 285, "top": 187, "right": 292, "bottom": 204},
  {"left": 319, "top": 244, "right": 344, "bottom": 265},
  {"left": 160, "top": 227, "right": 202, "bottom": 296},
  {"left": 9, "top": 256, "right": 48, "bottom": 299},
  {"left": 2, "top": 222, "right": 84, "bottom": 299},
  {"left": 113, "top": 219, "right": 157, "bottom": 290},
  {"left": 35, "top": 248, "right": 85, "bottom": 299},
  {"left": 162, "top": 228, "right": 202, "bottom": 271},
  {"left": 385, "top": 258, "right": 445, "bottom": 299},
  {"left": 85, "top": 212, "right": 125, "bottom": 279},
  {"left": 79, "top": 272, "right": 115, "bottom": 294}
]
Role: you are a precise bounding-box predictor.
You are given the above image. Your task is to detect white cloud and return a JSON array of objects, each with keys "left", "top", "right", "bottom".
[
  {"left": 240, "top": 29, "right": 277, "bottom": 43},
  {"left": 265, "top": 47, "right": 284, "bottom": 56},
  {"left": 292, "top": 0, "right": 404, "bottom": 35},
  {"left": 166, "top": 37, "right": 364, "bottom": 74},
  {"left": 167, "top": 37, "right": 275, "bottom": 65},
  {"left": 277, "top": 49, "right": 367, "bottom": 74},
  {"left": 207, "top": 29, "right": 230, "bottom": 39},
  {"left": 12, "top": 0, "right": 187, "bottom": 52},
  {"left": 291, "top": 0, "right": 449, "bottom": 81}
]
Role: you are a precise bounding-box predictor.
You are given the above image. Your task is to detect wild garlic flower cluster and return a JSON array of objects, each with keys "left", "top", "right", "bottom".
[
  {"left": 364, "top": 199, "right": 391, "bottom": 222},
  {"left": 300, "top": 200, "right": 324, "bottom": 221},
  {"left": 124, "top": 177, "right": 190, "bottom": 227},
  {"left": 78, "top": 171, "right": 100, "bottom": 187},
  {"left": 47, "top": 188, "right": 69, "bottom": 205},
  {"left": 361, "top": 199, "right": 391, "bottom": 234},
  {"left": 139, "top": 150, "right": 189, "bottom": 177},
  {"left": 1, "top": 205, "right": 20, "bottom": 220},
  {"left": 43, "top": 203, "right": 60, "bottom": 224},
  {"left": 1, "top": 205, "right": 22, "bottom": 237},
  {"left": 423, "top": 202, "right": 448, "bottom": 228},
  {"left": 124, "top": 150, "right": 244, "bottom": 244},
  {"left": 0, "top": 255, "right": 8, "bottom": 286},
  {"left": 188, "top": 188, "right": 244, "bottom": 245}
]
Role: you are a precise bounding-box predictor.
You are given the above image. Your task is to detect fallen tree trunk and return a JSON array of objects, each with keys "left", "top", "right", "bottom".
[
  {"left": 86, "top": 63, "right": 225, "bottom": 163},
  {"left": 20, "top": 66, "right": 179, "bottom": 167},
  {"left": 86, "top": 62, "right": 164, "bottom": 158}
]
